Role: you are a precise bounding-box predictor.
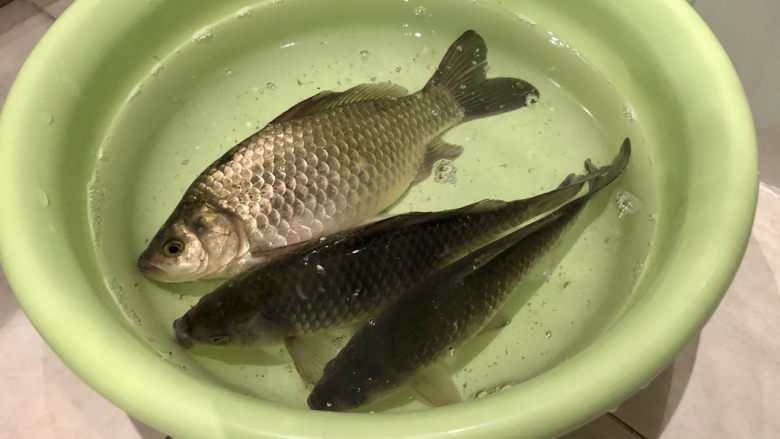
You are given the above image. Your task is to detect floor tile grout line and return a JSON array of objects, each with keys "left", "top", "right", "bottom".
[
  {"left": 607, "top": 413, "right": 648, "bottom": 439},
  {"left": 19, "top": 0, "right": 56, "bottom": 22}
]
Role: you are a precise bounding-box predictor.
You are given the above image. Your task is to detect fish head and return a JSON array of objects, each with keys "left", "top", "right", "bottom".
[
  {"left": 308, "top": 342, "right": 401, "bottom": 411},
  {"left": 138, "top": 203, "right": 247, "bottom": 282},
  {"left": 173, "top": 282, "right": 285, "bottom": 348}
]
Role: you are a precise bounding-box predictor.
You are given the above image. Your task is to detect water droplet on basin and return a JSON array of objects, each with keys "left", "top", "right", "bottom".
[
  {"left": 128, "top": 83, "right": 143, "bottom": 102},
  {"left": 359, "top": 50, "right": 369, "bottom": 62},
  {"left": 192, "top": 27, "right": 213, "bottom": 43},
  {"left": 151, "top": 62, "right": 164, "bottom": 76},
  {"left": 266, "top": 82, "right": 276, "bottom": 90},
  {"left": 38, "top": 187, "right": 50, "bottom": 207},
  {"left": 414, "top": 6, "right": 428, "bottom": 16},
  {"left": 235, "top": 7, "right": 251, "bottom": 17},
  {"left": 224, "top": 68, "right": 233, "bottom": 76}
]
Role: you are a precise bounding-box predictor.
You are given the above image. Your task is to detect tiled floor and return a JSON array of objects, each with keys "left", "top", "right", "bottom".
[{"left": 1, "top": 1, "right": 778, "bottom": 438}]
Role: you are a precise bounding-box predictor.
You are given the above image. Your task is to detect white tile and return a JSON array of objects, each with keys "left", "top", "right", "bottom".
[
  {"left": 0, "top": 11, "right": 52, "bottom": 108},
  {"left": 26, "top": 0, "right": 57, "bottom": 9},
  {"left": 43, "top": 0, "right": 72, "bottom": 18},
  {"left": 0, "top": 269, "right": 168, "bottom": 438},
  {"left": 608, "top": 186, "right": 780, "bottom": 438},
  {"left": 560, "top": 414, "right": 639, "bottom": 439},
  {"left": 0, "top": 0, "right": 40, "bottom": 34},
  {"left": 694, "top": 0, "right": 780, "bottom": 186}
]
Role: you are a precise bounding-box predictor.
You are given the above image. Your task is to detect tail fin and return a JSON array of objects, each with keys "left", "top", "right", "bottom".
[
  {"left": 424, "top": 30, "right": 539, "bottom": 121},
  {"left": 584, "top": 138, "right": 631, "bottom": 196}
]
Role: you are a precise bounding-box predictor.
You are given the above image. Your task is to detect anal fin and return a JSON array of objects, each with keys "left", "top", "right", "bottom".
[
  {"left": 414, "top": 138, "right": 464, "bottom": 182},
  {"left": 411, "top": 364, "right": 462, "bottom": 406}
]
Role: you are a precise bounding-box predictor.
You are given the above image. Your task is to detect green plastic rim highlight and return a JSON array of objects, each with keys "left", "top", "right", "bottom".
[{"left": 0, "top": 0, "right": 757, "bottom": 438}]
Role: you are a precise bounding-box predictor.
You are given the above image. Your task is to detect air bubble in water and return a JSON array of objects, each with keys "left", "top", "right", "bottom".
[
  {"left": 266, "top": 82, "right": 277, "bottom": 90},
  {"left": 235, "top": 7, "right": 251, "bottom": 17},
  {"left": 128, "top": 83, "right": 143, "bottom": 102},
  {"left": 360, "top": 50, "right": 369, "bottom": 62},
  {"left": 98, "top": 151, "right": 109, "bottom": 162},
  {"left": 622, "top": 106, "right": 637, "bottom": 123},
  {"left": 224, "top": 68, "right": 233, "bottom": 76},
  {"left": 182, "top": 159, "right": 190, "bottom": 166},
  {"left": 192, "top": 27, "right": 213, "bottom": 43},
  {"left": 414, "top": 6, "right": 428, "bottom": 15},
  {"left": 433, "top": 159, "right": 457, "bottom": 184},
  {"left": 368, "top": 318, "right": 376, "bottom": 326},
  {"left": 525, "top": 94, "right": 538, "bottom": 107},
  {"left": 615, "top": 191, "right": 641, "bottom": 218},
  {"left": 430, "top": 108, "right": 439, "bottom": 116},
  {"left": 545, "top": 330, "right": 552, "bottom": 339}
]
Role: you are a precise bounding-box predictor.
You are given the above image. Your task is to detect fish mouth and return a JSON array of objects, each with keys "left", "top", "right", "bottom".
[
  {"left": 137, "top": 258, "right": 164, "bottom": 275},
  {"left": 173, "top": 316, "right": 194, "bottom": 349}
]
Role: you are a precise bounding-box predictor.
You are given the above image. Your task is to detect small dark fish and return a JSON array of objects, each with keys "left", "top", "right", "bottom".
[
  {"left": 138, "top": 30, "right": 539, "bottom": 282},
  {"left": 173, "top": 165, "right": 601, "bottom": 351},
  {"left": 308, "top": 139, "right": 630, "bottom": 411}
]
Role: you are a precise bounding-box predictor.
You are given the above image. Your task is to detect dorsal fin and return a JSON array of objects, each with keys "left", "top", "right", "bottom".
[{"left": 270, "top": 82, "right": 409, "bottom": 123}]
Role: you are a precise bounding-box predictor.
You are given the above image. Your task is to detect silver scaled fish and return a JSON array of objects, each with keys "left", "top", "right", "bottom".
[
  {"left": 307, "top": 140, "right": 630, "bottom": 411},
  {"left": 138, "top": 30, "right": 539, "bottom": 282}
]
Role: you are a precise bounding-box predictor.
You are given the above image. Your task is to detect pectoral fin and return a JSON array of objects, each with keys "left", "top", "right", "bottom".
[
  {"left": 285, "top": 335, "right": 341, "bottom": 385},
  {"left": 414, "top": 138, "right": 464, "bottom": 182},
  {"left": 477, "top": 315, "right": 512, "bottom": 336},
  {"left": 411, "top": 364, "right": 462, "bottom": 406}
]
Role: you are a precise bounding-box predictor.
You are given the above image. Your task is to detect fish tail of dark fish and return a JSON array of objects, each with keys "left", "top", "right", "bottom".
[
  {"left": 460, "top": 150, "right": 614, "bottom": 242},
  {"left": 584, "top": 138, "right": 631, "bottom": 195},
  {"left": 424, "top": 30, "right": 539, "bottom": 122},
  {"left": 450, "top": 138, "right": 632, "bottom": 295}
]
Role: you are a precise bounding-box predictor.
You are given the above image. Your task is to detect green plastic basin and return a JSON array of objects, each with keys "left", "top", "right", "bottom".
[{"left": 0, "top": 0, "right": 757, "bottom": 438}]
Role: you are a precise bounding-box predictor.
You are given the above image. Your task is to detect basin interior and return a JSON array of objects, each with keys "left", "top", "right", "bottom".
[
  {"left": 0, "top": 0, "right": 756, "bottom": 437},
  {"left": 86, "top": 0, "right": 654, "bottom": 409}
]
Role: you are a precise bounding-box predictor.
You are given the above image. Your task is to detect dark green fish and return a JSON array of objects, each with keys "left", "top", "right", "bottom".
[
  {"left": 138, "top": 30, "right": 539, "bottom": 282},
  {"left": 308, "top": 139, "right": 630, "bottom": 411}
]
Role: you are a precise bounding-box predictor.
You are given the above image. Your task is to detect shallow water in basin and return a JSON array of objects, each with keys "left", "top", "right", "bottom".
[{"left": 87, "top": 0, "right": 656, "bottom": 410}]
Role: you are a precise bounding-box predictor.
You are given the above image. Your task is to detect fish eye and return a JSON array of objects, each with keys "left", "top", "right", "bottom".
[
  {"left": 210, "top": 335, "right": 230, "bottom": 345},
  {"left": 163, "top": 239, "right": 185, "bottom": 257}
]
